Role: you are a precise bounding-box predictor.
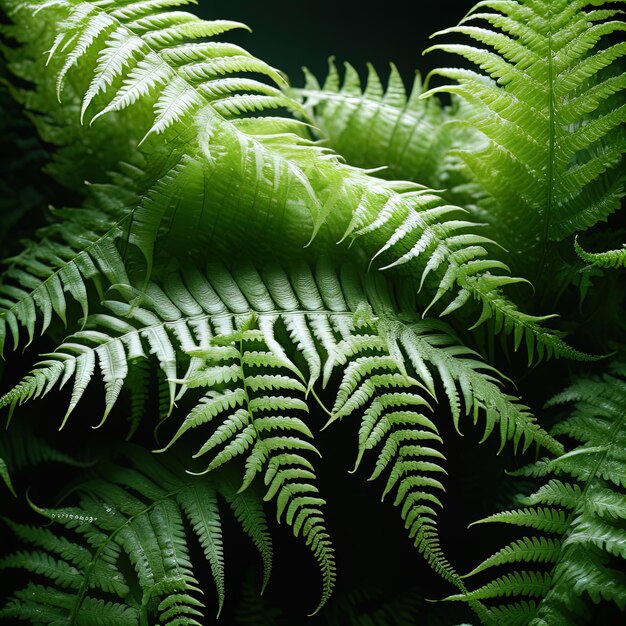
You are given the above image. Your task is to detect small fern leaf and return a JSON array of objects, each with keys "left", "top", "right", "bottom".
[
  {"left": 575, "top": 237, "right": 626, "bottom": 270},
  {"left": 464, "top": 537, "right": 561, "bottom": 578}
]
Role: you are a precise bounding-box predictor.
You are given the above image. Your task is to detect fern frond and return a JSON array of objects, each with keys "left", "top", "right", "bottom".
[
  {"left": 575, "top": 237, "right": 626, "bottom": 269},
  {"left": 0, "top": 445, "right": 273, "bottom": 622},
  {"left": 162, "top": 325, "right": 336, "bottom": 614},
  {"left": 341, "top": 176, "right": 595, "bottom": 362},
  {"left": 297, "top": 61, "right": 451, "bottom": 185},
  {"left": 425, "top": 0, "right": 626, "bottom": 281},
  {"left": 295, "top": 60, "right": 484, "bottom": 211},
  {"left": 13, "top": 0, "right": 325, "bottom": 241},
  {"left": 0, "top": 171, "right": 138, "bottom": 354},
  {"left": 456, "top": 363, "right": 626, "bottom": 624},
  {"left": 324, "top": 295, "right": 553, "bottom": 622}
]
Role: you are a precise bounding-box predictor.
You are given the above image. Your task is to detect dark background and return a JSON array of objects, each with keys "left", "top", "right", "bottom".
[{"left": 197, "top": 1, "right": 476, "bottom": 88}]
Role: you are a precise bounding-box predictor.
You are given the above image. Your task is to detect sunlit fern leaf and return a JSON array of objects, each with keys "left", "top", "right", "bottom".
[
  {"left": 424, "top": 0, "right": 626, "bottom": 282},
  {"left": 575, "top": 237, "right": 626, "bottom": 269},
  {"left": 324, "top": 304, "right": 515, "bottom": 622},
  {"left": 19, "top": 0, "right": 323, "bottom": 226},
  {"left": 296, "top": 60, "right": 450, "bottom": 182},
  {"left": 339, "top": 176, "right": 595, "bottom": 363},
  {"left": 327, "top": 270, "right": 562, "bottom": 456},
  {"left": 449, "top": 362, "right": 626, "bottom": 625},
  {"left": 160, "top": 326, "right": 336, "bottom": 614},
  {"left": 0, "top": 445, "right": 272, "bottom": 623}
]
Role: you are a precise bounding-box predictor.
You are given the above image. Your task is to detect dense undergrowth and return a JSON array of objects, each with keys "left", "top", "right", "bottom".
[{"left": 0, "top": 0, "right": 624, "bottom": 624}]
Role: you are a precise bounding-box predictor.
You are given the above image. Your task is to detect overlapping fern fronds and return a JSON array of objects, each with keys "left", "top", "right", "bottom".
[
  {"left": 0, "top": 445, "right": 273, "bottom": 624},
  {"left": 449, "top": 363, "right": 626, "bottom": 624},
  {"left": 295, "top": 60, "right": 486, "bottom": 215},
  {"left": 0, "top": 259, "right": 561, "bottom": 456},
  {"left": 1, "top": 0, "right": 624, "bottom": 623},
  {"left": 0, "top": 0, "right": 588, "bottom": 362},
  {"left": 423, "top": 0, "right": 626, "bottom": 281},
  {"left": 0, "top": 258, "right": 562, "bottom": 614}
]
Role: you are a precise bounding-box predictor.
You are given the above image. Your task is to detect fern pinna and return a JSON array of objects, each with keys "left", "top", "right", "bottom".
[{"left": 0, "top": 0, "right": 624, "bottom": 624}]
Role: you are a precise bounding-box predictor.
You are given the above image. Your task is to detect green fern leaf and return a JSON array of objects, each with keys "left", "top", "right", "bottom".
[
  {"left": 459, "top": 363, "right": 626, "bottom": 624},
  {"left": 0, "top": 171, "right": 137, "bottom": 354},
  {"left": 295, "top": 60, "right": 483, "bottom": 212},
  {"left": 425, "top": 0, "right": 626, "bottom": 281},
  {"left": 0, "top": 445, "right": 273, "bottom": 623},
  {"left": 575, "top": 237, "right": 626, "bottom": 269}
]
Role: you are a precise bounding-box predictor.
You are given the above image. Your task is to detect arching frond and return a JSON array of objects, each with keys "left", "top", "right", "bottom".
[
  {"left": 450, "top": 362, "right": 626, "bottom": 625},
  {"left": 575, "top": 237, "right": 626, "bottom": 269},
  {"left": 1, "top": 258, "right": 560, "bottom": 453},
  {"left": 425, "top": 0, "right": 626, "bottom": 281},
  {"left": 10, "top": 0, "right": 326, "bottom": 248},
  {"left": 0, "top": 445, "right": 273, "bottom": 623}
]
